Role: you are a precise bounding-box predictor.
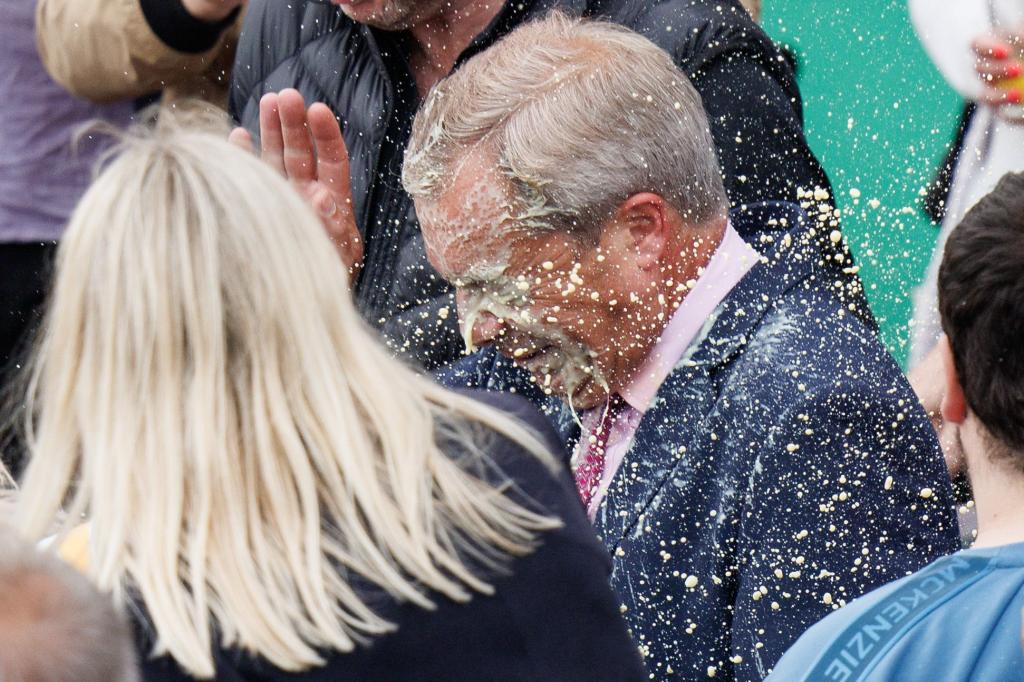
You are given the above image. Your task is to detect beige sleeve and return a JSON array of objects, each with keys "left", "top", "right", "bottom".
[{"left": 35, "top": 0, "right": 236, "bottom": 103}]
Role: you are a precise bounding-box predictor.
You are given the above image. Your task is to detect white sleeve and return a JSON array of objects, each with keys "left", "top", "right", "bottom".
[{"left": 908, "top": 0, "right": 991, "bottom": 99}]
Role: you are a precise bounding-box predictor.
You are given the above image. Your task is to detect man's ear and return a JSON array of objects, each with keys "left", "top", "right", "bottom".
[
  {"left": 939, "top": 336, "right": 968, "bottom": 425},
  {"left": 611, "top": 193, "right": 669, "bottom": 270}
]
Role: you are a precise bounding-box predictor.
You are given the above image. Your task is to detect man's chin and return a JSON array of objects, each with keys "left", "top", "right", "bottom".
[
  {"left": 567, "top": 379, "right": 608, "bottom": 411},
  {"left": 526, "top": 368, "right": 606, "bottom": 411},
  {"left": 334, "top": 1, "right": 399, "bottom": 26}
]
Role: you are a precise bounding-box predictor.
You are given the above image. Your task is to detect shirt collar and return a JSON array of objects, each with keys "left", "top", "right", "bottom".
[{"left": 618, "top": 221, "right": 760, "bottom": 413}]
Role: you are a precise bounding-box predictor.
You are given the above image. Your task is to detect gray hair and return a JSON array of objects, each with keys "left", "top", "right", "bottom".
[
  {"left": 0, "top": 526, "right": 139, "bottom": 682},
  {"left": 403, "top": 11, "right": 729, "bottom": 243}
]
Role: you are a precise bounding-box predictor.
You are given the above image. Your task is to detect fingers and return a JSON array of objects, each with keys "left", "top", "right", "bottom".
[
  {"left": 308, "top": 103, "right": 353, "bottom": 203},
  {"left": 255, "top": 89, "right": 364, "bottom": 276},
  {"left": 310, "top": 187, "right": 339, "bottom": 220},
  {"left": 972, "top": 35, "right": 1011, "bottom": 61},
  {"left": 976, "top": 86, "right": 1023, "bottom": 106},
  {"left": 305, "top": 180, "right": 362, "bottom": 270},
  {"left": 975, "top": 57, "right": 1023, "bottom": 81},
  {"left": 277, "top": 89, "right": 318, "bottom": 182},
  {"left": 311, "top": 184, "right": 360, "bottom": 243},
  {"left": 228, "top": 126, "right": 254, "bottom": 153},
  {"left": 258, "top": 92, "right": 286, "bottom": 175},
  {"left": 309, "top": 184, "right": 363, "bottom": 276},
  {"left": 972, "top": 33, "right": 1019, "bottom": 77},
  {"left": 996, "top": 102, "right": 1024, "bottom": 125},
  {"left": 971, "top": 33, "right": 1024, "bottom": 116}
]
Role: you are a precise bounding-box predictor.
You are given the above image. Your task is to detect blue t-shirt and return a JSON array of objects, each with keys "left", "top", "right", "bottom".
[{"left": 768, "top": 542, "right": 1024, "bottom": 681}]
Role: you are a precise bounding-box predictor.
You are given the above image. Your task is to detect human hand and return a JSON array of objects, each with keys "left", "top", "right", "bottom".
[
  {"left": 230, "top": 89, "right": 364, "bottom": 280},
  {"left": 181, "top": 0, "right": 246, "bottom": 22},
  {"left": 972, "top": 28, "right": 1024, "bottom": 124}
]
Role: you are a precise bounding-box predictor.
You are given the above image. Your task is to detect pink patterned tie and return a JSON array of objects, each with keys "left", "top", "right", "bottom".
[{"left": 575, "top": 394, "right": 626, "bottom": 509}]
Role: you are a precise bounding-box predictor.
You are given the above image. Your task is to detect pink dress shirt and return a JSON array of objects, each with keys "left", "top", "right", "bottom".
[{"left": 576, "top": 222, "right": 760, "bottom": 518}]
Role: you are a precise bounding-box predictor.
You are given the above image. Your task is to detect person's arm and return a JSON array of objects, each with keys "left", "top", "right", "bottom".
[
  {"left": 35, "top": 0, "right": 243, "bottom": 103},
  {"left": 732, "top": 384, "right": 960, "bottom": 678},
  {"left": 690, "top": 52, "right": 832, "bottom": 207}
]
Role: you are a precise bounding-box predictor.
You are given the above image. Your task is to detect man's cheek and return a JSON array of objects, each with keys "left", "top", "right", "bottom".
[
  {"left": 454, "top": 290, "right": 470, "bottom": 319},
  {"left": 419, "top": 229, "right": 447, "bottom": 274}
]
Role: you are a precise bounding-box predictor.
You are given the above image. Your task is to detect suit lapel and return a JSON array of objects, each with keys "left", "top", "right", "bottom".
[{"left": 593, "top": 204, "right": 820, "bottom": 553}]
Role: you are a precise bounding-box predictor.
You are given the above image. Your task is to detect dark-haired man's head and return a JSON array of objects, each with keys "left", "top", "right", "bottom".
[{"left": 937, "top": 171, "right": 1024, "bottom": 483}]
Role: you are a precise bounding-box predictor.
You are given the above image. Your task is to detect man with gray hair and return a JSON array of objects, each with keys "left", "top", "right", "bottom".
[
  {"left": 408, "top": 14, "right": 960, "bottom": 681},
  {"left": 0, "top": 526, "right": 139, "bottom": 682},
  {"left": 230, "top": 0, "right": 864, "bottom": 372}
]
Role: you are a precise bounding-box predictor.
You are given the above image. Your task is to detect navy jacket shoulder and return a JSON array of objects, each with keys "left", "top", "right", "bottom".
[{"left": 598, "top": 203, "right": 959, "bottom": 681}]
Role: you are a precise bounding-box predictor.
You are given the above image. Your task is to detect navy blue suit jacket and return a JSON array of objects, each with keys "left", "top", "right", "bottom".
[{"left": 442, "top": 202, "right": 960, "bottom": 681}]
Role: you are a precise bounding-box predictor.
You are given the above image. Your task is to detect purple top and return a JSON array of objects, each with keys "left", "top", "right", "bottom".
[{"left": 0, "top": 0, "right": 133, "bottom": 242}]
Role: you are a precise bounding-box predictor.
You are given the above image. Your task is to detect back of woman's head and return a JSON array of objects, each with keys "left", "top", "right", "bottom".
[{"left": 14, "top": 111, "right": 557, "bottom": 678}]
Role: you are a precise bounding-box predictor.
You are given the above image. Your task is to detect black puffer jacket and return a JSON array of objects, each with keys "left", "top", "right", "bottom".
[{"left": 231, "top": 0, "right": 849, "bottom": 370}]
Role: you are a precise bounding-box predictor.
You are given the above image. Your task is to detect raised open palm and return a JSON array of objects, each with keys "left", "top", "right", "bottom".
[{"left": 230, "top": 89, "right": 364, "bottom": 280}]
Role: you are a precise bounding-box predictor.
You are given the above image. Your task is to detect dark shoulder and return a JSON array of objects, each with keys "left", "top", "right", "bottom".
[
  {"left": 238, "top": 0, "right": 353, "bottom": 52},
  {"left": 439, "top": 389, "right": 585, "bottom": 521},
  {"left": 449, "top": 388, "right": 568, "bottom": 464},
  {"left": 232, "top": 0, "right": 358, "bottom": 115},
  {"left": 619, "top": 0, "right": 781, "bottom": 73},
  {"left": 772, "top": 282, "right": 890, "bottom": 363}
]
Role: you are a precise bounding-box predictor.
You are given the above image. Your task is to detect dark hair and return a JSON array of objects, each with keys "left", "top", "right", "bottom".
[{"left": 938, "top": 171, "right": 1024, "bottom": 467}]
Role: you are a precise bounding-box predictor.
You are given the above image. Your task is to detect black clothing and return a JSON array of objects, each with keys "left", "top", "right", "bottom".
[
  {"left": 231, "top": 0, "right": 858, "bottom": 371},
  {"left": 0, "top": 241, "right": 55, "bottom": 476},
  {"left": 138, "top": 0, "right": 240, "bottom": 54},
  {"left": 922, "top": 103, "right": 976, "bottom": 224},
  {"left": 0, "top": 242, "right": 54, "bottom": 370},
  {"left": 135, "top": 390, "right": 647, "bottom": 682}
]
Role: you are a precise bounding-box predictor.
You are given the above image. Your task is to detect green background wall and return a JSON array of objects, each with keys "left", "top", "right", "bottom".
[{"left": 762, "top": 1, "right": 963, "bottom": 366}]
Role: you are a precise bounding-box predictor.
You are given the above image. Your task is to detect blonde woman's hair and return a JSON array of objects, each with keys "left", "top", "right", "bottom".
[
  {"left": 0, "top": 462, "right": 13, "bottom": 520},
  {"left": 13, "top": 110, "right": 559, "bottom": 678}
]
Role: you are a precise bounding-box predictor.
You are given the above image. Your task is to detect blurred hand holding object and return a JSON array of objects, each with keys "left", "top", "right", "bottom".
[{"left": 972, "top": 25, "right": 1024, "bottom": 123}]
